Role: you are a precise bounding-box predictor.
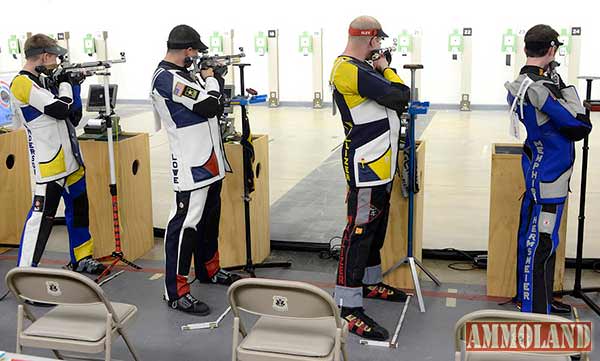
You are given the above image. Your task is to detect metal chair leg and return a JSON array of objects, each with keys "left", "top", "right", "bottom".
[
  {"left": 16, "top": 305, "right": 23, "bottom": 354},
  {"left": 342, "top": 345, "right": 349, "bottom": 361},
  {"left": 105, "top": 314, "right": 112, "bottom": 361},
  {"left": 119, "top": 330, "right": 141, "bottom": 361}
]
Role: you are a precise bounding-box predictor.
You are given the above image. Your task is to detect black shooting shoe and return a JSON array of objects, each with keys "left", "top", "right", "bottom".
[
  {"left": 68, "top": 257, "right": 109, "bottom": 275},
  {"left": 363, "top": 282, "right": 408, "bottom": 302},
  {"left": 551, "top": 299, "right": 573, "bottom": 314},
  {"left": 167, "top": 293, "right": 210, "bottom": 316},
  {"left": 341, "top": 307, "right": 389, "bottom": 341},
  {"left": 202, "top": 269, "right": 242, "bottom": 286}
]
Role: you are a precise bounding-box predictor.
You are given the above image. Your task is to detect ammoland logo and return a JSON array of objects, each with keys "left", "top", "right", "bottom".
[{"left": 466, "top": 321, "right": 592, "bottom": 352}]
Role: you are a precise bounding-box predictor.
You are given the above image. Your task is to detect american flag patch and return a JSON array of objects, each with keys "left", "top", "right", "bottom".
[{"left": 174, "top": 82, "right": 186, "bottom": 96}]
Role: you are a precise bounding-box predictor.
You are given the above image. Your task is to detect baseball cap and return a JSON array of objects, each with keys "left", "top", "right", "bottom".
[
  {"left": 525, "top": 24, "right": 564, "bottom": 51},
  {"left": 167, "top": 24, "right": 208, "bottom": 51}
]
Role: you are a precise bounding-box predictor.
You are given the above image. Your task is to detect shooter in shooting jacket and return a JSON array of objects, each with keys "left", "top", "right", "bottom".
[
  {"left": 330, "top": 16, "right": 411, "bottom": 341},
  {"left": 505, "top": 24, "right": 592, "bottom": 314},
  {"left": 10, "top": 34, "right": 106, "bottom": 275},
  {"left": 151, "top": 24, "right": 241, "bottom": 315}
]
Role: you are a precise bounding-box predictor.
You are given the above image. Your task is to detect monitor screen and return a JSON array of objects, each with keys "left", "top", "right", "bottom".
[
  {"left": 86, "top": 84, "right": 118, "bottom": 113},
  {"left": 223, "top": 84, "right": 234, "bottom": 114}
]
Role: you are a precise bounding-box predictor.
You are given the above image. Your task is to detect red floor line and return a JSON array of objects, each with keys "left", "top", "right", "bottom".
[
  {"left": 0, "top": 254, "right": 165, "bottom": 274},
  {"left": 0, "top": 254, "right": 591, "bottom": 308},
  {"left": 282, "top": 278, "right": 512, "bottom": 303}
]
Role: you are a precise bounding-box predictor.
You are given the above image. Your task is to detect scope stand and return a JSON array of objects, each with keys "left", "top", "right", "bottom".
[
  {"left": 222, "top": 63, "right": 291, "bottom": 277},
  {"left": 94, "top": 69, "right": 141, "bottom": 282},
  {"left": 382, "top": 65, "right": 440, "bottom": 313},
  {"left": 553, "top": 76, "right": 600, "bottom": 316}
]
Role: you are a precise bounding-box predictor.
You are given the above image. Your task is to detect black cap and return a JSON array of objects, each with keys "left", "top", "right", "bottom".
[
  {"left": 24, "top": 44, "right": 68, "bottom": 58},
  {"left": 167, "top": 25, "right": 208, "bottom": 51},
  {"left": 525, "top": 24, "right": 563, "bottom": 51}
]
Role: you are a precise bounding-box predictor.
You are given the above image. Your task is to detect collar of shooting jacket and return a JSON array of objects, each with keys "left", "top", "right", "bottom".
[
  {"left": 159, "top": 60, "right": 198, "bottom": 84},
  {"left": 159, "top": 60, "right": 188, "bottom": 72},
  {"left": 18, "top": 70, "right": 44, "bottom": 88},
  {"left": 520, "top": 65, "right": 546, "bottom": 77},
  {"left": 338, "top": 54, "right": 371, "bottom": 66}
]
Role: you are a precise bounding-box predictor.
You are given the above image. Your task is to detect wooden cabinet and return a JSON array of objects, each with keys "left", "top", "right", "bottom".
[
  {"left": 0, "top": 129, "right": 32, "bottom": 246},
  {"left": 79, "top": 133, "right": 153, "bottom": 261},
  {"left": 219, "top": 135, "right": 271, "bottom": 267},
  {"left": 381, "top": 141, "right": 426, "bottom": 289},
  {"left": 487, "top": 143, "right": 567, "bottom": 297}
]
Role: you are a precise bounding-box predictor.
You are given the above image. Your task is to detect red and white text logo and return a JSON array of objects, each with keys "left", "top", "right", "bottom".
[{"left": 465, "top": 321, "right": 592, "bottom": 352}]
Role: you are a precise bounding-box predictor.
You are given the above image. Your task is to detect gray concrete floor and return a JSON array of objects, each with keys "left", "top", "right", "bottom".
[
  {"left": 36, "top": 224, "right": 600, "bottom": 291},
  {"left": 2, "top": 248, "right": 600, "bottom": 361}
]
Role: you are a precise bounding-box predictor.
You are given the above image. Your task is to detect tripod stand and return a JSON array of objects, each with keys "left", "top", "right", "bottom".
[
  {"left": 382, "top": 64, "right": 440, "bottom": 313},
  {"left": 222, "top": 63, "right": 291, "bottom": 277},
  {"left": 554, "top": 76, "right": 600, "bottom": 315},
  {"left": 94, "top": 66, "right": 141, "bottom": 282}
]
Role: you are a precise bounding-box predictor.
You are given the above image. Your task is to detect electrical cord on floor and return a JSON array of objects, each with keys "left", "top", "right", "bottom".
[
  {"left": 443, "top": 248, "right": 487, "bottom": 271},
  {"left": 319, "top": 236, "right": 342, "bottom": 261}
]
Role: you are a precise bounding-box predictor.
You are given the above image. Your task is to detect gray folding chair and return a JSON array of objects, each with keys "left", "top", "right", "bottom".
[
  {"left": 228, "top": 278, "right": 348, "bottom": 361},
  {"left": 454, "top": 309, "right": 588, "bottom": 361},
  {"left": 5, "top": 267, "right": 141, "bottom": 361}
]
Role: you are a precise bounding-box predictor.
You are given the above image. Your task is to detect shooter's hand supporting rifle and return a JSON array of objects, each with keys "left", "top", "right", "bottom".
[
  {"left": 187, "top": 48, "right": 245, "bottom": 80},
  {"left": 372, "top": 55, "right": 389, "bottom": 74},
  {"left": 47, "top": 61, "right": 86, "bottom": 127},
  {"left": 547, "top": 61, "right": 567, "bottom": 89},
  {"left": 200, "top": 67, "right": 214, "bottom": 80}
]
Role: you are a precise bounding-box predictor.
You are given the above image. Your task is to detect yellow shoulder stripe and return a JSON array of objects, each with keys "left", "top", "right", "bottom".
[
  {"left": 331, "top": 58, "right": 366, "bottom": 108},
  {"left": 10, "top": 75, "right": 33, "bottom": 104},
  {"left": 332, "top": 60, "right": 358, "bottom": 94},
  {"left": 383, "top": 68, "right": 404, "bottom": 84}
]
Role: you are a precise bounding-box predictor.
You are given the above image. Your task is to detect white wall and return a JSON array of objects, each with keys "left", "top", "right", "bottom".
[{"left": 1, "top": 0, "right": 599, "bottom": 104}]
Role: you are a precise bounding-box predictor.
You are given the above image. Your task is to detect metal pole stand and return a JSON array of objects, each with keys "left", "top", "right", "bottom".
[
  {"left": 182, "top": 306, "right": 232, "bottom": 331},
  {"left": 222, "top": 63, "right": 291, "bottom": 277},
  {"left": 382, "top": 64, "right": 440, "bottom": 313},
  {"left": 359, "top": 294, "right": 412, "bottom": 348},
  {"left": 94, "top": 68, "right": 141, "bottom": 283},
  {"left": 553, "top": 76, "right": 600, "bottom": 316}
]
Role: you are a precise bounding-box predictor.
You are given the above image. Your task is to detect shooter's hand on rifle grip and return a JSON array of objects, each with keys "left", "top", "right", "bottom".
[
  {"left": 200, "top": 67, "right": 214, "bottom": 80},
  {"left": 373, "top": 56, "right": 389, "bottom": 73},
  {"left": 54, "top": 71, "right": 72, "bottom": 85}
]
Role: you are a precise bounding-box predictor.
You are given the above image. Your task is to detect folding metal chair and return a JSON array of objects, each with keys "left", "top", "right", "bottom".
[
  {"left": 228, "top": 278, "right": 348, "bottom": 361},
  {"left": 454, "top": 309, "right": 588, "bottom": 361},
  {"left": 5, "top": 267, "right": 141, "bottom": 361}
]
